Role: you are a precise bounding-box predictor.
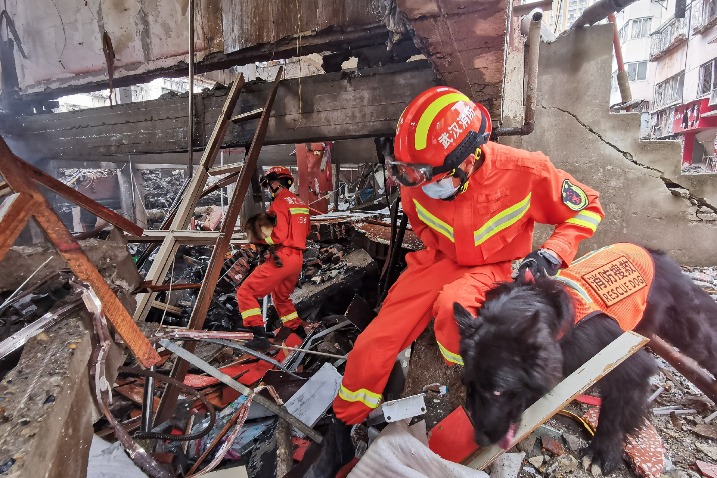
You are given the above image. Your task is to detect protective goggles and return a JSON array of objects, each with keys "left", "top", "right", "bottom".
[{"left": 387, "top": 130, "right": 489, "bottom": 187}]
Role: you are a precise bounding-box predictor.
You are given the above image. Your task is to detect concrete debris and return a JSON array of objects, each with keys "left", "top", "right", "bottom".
[
  {"left": 695, "top": 442, "right": 717, "bottom": 461},
  {"left": 87, "top": 435, "right": 147, "bottom": 478},
  {"left": 490, "top": 452, "right": 525, "bottom": 478}
]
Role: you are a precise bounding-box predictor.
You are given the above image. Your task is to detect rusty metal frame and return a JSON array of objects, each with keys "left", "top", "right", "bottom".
[
  {"left": 0, "top": 138, "right": 160, "bottom": 367},
  {"left": 154, "top": 67, "right": 284, "bottom": 425}
]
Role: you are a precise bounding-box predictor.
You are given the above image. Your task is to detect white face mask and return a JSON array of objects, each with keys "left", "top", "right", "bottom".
[{"left": 421, "top": 177, "right": 459, "bottom": 199}]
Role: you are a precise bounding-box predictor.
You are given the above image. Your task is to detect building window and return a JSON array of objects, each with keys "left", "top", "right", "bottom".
[
  {"left": 627, "top": 61, "right": 648, "bottom": 81},
  {"left": 698, "top": 59, "right": 717, "bottom": 96},
  {"left": 618, "top": 17, "right": 652, "bottom": 43},
  {"left": 630, "top": 17, "right": 652, "bottom": 38},
  {"left": 653, "top": 72, "right": 684, "bottom": 110}
]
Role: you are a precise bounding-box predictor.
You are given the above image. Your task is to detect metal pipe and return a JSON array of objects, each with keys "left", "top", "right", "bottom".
[
  {"left": 187, "top": 0, "right": 195, "bottom": 178},
  {"left": 609, "top": 14, "right": 632, "bottom": 107},
  {"left": 494, "top": 11, "right": 542, "bottom": 137},
  {"left": 571, "top": 0, "right": 638, "bottom": 28},
  {"left": 141, "top": 365, "right": 155, "bottom": 433},
  {"left": 646, "top": 333, "right": 717, "bottom": 405}
]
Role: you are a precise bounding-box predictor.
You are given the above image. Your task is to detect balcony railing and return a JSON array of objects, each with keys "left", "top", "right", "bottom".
[
  {"left": 693, "top": 0, "right": 717, "bottom": 33},
  {"left": 650, "top": 17, "right": 688, "bottom": 60}
]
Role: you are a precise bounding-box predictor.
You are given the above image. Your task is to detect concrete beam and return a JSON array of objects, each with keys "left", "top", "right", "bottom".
[
  {"left": 396, "top": 0, "right": 508, "bottom": 117},
  {"left": 2, "top": 62, "right": 437, "bottom": 162},
  {"left": 49, "top": 139, "right": 380, "bottom": 169}
]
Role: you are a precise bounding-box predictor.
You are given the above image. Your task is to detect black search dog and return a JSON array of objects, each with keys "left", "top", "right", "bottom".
[
  {"left": 455, "top": 247, "right": 717, "bottom": 474},
  {"left": 244, "top": 212, "right": 282, "bottom": 267}
]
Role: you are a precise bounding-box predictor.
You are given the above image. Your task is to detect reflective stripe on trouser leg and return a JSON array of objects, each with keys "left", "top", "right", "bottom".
[
  {"left": 271, "top": 250, "right": 304, "bottom": 329},
  {"left": 333, "top": 250, "right": 475, "bottom": 425},
  {"left": 236, "top": 255, "right": 297, "bottom": 327},
  {"left": 432, "top": 262, "right": 513, "bottom": 366}
]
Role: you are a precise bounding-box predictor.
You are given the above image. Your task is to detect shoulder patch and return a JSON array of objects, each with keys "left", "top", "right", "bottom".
[{"left": 561, "top": 179, "right": 588, "bottom": 211}]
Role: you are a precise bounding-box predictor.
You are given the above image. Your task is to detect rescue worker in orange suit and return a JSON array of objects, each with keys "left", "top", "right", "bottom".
[
  {"left": 235, "top": 166, "right": 310, "bottom": 348},
  {"left": 332, "top": 86, "right": 605, "bottom": 428}
]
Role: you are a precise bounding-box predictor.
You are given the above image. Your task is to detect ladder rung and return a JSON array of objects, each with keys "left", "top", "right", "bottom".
[
  {"left": 207, "top": 162, "right": 244, "bottom": 176},
  {"left": 231, "top": 108, "right": 263, "bottom": 123}
]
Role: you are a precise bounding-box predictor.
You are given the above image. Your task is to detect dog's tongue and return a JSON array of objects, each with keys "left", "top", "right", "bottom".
[{"left": 498, "top": 423, "right": 517, "bottom": 450}]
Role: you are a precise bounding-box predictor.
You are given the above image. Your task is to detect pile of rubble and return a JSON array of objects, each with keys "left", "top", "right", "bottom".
[{"left": 2, "top": 208, "right": 717, "bottom": 478}]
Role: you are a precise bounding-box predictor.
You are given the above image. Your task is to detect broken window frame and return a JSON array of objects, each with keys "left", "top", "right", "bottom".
[
  {"left": 653, "top": 72, "right": 685, "bottom": 110},
  {"left": 698, "top": 59, "right": 717, "bottom": 97}
]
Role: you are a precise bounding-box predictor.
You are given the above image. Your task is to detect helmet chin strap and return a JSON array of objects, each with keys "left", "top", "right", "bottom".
[
  {"left": 269, "top": 184, "right": 283, "bottom": 197},
  {"left": 440, "top": 147, "right": 482, "bottom": 201},
  {"left": 440, "top": 168, "right": 468, "bottom": 201}
]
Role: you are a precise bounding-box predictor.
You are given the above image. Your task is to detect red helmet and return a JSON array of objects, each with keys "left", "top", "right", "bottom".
[
  {"left": 260, "top": 166, "right": 294, "bottom": 187},
  {"left": 391, "top": 87, "right": 491, "bottom": 186}
]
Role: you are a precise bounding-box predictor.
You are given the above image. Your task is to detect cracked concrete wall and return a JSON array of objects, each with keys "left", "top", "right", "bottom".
[{"left": 502, "top": 24, "right": 717, "bottom": 266}]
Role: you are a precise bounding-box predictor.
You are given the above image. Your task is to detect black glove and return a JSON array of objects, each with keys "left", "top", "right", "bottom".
[{"left": 516, "top": 249, "right": 562, "bottom": 281}]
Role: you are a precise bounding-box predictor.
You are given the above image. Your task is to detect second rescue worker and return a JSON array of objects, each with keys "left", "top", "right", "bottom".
[
  {"left": 235, "top": 166, "right": 310, "bottom": 347},
  {"left": 332, "top": 86, "right": 605, "bottom": 426}
]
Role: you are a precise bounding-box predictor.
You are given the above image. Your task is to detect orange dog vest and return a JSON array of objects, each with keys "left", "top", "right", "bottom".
[{"left": 553, "top": 243, "right": 654, "bottom": 331}]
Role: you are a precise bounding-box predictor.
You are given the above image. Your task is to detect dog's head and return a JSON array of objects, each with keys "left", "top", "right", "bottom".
[
  {"left": 454, "top": 278, "right": 574, "bottom": 449},
  {"left": 244, "top": 212, "right": 276, "bottom": 242}
]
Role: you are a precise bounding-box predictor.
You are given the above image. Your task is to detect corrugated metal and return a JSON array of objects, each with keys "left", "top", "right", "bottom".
[{"left": 221, "top": 0, "right": 379, "bottom": 52}]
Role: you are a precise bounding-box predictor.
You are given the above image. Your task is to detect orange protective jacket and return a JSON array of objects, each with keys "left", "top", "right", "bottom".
[
  {"left": 401, "top": 141, "right": 604, "bottom": 267},
  {"left": 258, "top": 188, "right": 310, "bottom": 250},
  {"left": 334, "top": 142, "right": 605, "bottom": 425},
  {"left": 553, "top": 243, "right": 654, "bottom": 331}
]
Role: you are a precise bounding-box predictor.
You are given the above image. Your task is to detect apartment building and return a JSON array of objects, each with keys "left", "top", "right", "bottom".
[
  {"left": 648, "top": 0, "right": 717, "bottom": 171},
  {"left": 609, "top": 0, "right": 665, "bottom": 137}
]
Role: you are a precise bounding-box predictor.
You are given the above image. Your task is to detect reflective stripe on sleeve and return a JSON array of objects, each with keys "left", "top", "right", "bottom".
[
  {"left": 265, "top": 236, "right": 275, "bottom": 245},
  {"left": 413, "top": 199, "right": 455, "bottom": 242},
  {"left": 338, "top": 384, "right": 382, "bottom": 409},
  {"left": 437, "top": 340, "right": 464, "bottom": 366},
  {"left": 474, "top": 193, "right": 532, "bottom": 246},
  {"left": 565, "top": 210, "right": 601, "bottom": 232}
]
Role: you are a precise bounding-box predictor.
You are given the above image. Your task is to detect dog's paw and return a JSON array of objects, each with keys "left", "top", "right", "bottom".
[{"left": 580, "top": 439, "right": 623, "bottom": 475}]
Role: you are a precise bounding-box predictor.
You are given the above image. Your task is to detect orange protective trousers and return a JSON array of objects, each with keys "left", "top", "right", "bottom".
[
  {"left": 236, "top": 247, "right": 303, "bottom": 329},
  {"left": 332, "top": 247, "right": 512, "bottom": 424}
]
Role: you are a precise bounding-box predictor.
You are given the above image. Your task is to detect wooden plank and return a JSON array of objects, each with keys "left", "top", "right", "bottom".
[
  {"left": 0, "top": 138, "right": 160, "bottom": 368},
  {"left": 208, "top": 162, "right": 244, "bottom": 176},
  {"left": 231, "top": 108, "right": 263, "bottom": 123},
  {"left": 155, "top": 68, "right": 284, "bottom": 426},
  {"left": 464, "top": 331, "right": 649, "bottom": 471},
  {"left": 151, "top": 301, "right": 183, "bottom": 315},
  {"left": 125, "top": 230, "right": 247, "bottom": 244},
  {"left": 0, "top": 193, "right": 34, "bottom": 259}
]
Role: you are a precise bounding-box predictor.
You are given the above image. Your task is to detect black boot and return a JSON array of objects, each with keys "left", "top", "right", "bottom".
[
  {"left": 243, "top": 325, "right": 273, "bottom": 351},
  {"left": 301, "top": 418, "right": 354, "bottom": 478}
]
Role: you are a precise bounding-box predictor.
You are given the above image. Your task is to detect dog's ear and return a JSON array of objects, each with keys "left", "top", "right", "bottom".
[
  {"left": 454, "top": 302, "right": 481, "bottom": 337},
  {"left": 509, "top": 310, "right": 541, "bottom": 338}
]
